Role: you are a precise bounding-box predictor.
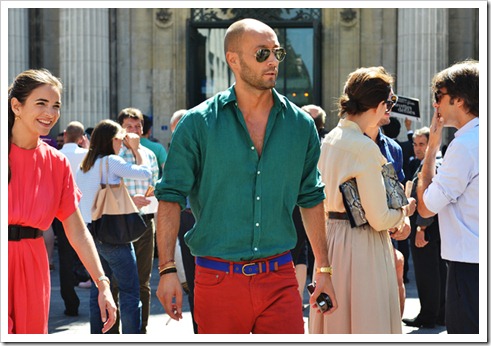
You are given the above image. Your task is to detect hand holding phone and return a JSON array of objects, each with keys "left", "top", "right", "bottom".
[{"left": 307, "top": 282, "right": 333, "bottom": 313}]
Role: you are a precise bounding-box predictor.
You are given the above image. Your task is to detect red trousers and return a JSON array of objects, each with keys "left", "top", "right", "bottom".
[
  {"left": 194, "top": 255, "right": 304, "bottom": 334},
  {"left": 8, "top": 238, "right": 50, "bottom": 334}
]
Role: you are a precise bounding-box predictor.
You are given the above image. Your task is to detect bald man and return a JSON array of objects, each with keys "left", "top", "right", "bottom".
[{"left": 155, "top": 18, "right": 337, "bottom": 334}]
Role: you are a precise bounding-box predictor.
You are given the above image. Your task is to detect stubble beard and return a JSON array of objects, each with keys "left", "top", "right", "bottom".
[{"left": 239, "top": 60, "right": 276, "bottom": 90}]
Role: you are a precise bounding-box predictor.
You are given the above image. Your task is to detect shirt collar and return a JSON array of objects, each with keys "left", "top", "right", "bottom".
[
  {"left": 220, "top": 85, "right": 287, "bottom": 109},
  {"left": 455, "top": 117, "right": 479, "bottom": 138}
]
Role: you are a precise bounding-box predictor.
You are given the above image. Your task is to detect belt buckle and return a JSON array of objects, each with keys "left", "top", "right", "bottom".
[{"left": 241, "top": 262, "right": 258, "bottom": 276}]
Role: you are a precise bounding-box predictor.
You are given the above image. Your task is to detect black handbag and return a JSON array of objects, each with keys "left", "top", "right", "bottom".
[
  {"left": 339, "top": 162, "right": 408, "bottom": 228},
  {"left": 90, "top": 157, "right": 147, "bottom": 244}
]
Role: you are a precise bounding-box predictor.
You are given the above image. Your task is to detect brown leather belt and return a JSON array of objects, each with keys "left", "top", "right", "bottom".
[
  {"left": 8, "top": 225, "right": 43, "bottom": 241},
  {"left": 328, "top": 212, "right": 349, "bottom": 220}
]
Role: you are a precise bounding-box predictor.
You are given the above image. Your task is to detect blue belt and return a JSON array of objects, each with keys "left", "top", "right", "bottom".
[{"left": 196, "top": 251, "right": 292, "bottom": 276}]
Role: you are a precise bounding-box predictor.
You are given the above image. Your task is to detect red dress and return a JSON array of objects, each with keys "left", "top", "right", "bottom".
[{"left": 8, "top": 140, "right": 81, "bottom": 334}]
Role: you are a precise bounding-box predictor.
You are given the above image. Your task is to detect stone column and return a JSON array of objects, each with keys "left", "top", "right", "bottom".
[
  {"left": 397, "top": 8, "right": 448, "bottom": 133},
  {"left": 59, "top": 8, "right": 110, "bottom": 129},
  {"left": 8, "top": 8, "right": 29, "bottom": 84},
  {"left": 152, "top": 8, "right": 188, "bottom": 147}
]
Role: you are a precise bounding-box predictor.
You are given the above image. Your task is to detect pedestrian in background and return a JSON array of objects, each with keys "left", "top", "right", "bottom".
[
  {"left": 111, "top": 108, "right": 160, "bottom": 334},
  {"left": 403, "top": 126, "right": 447, "bottom": 329},
  {"left": 77, "top": 119, "right": 152, "bottom": 334},
  {"left": 52, "top": 121, "right": 91, "bottom": 317}
]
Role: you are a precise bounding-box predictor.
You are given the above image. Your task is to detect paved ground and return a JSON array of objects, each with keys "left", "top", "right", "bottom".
[{"left": 46, "top": 247, "right": 447, "bottom": 340}]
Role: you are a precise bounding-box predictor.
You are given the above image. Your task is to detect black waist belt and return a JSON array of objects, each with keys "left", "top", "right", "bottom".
[
  {"left": 196, "top": 251, "right": 292, "bottom": 276},
  {"left": 328, "top": 212, "right": 349, "bottom": 220},
  {"left": 8, "top": 225, "right": 43, "bottom": 241}
]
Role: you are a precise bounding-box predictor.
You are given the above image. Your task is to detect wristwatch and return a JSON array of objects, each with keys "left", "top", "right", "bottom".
[
  {"left": 96, "top": 275, "right": 111, "bottom": 288},
  {"left": 316, "top": 266, "right": 333, "bottom": 275}
]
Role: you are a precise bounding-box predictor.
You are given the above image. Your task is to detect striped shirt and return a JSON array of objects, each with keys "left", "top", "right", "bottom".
[{"left": 119, "top": 144, "right": 159, "bottom": 206}]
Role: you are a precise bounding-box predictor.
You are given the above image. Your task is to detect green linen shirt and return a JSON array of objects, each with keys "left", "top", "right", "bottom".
[{"left": 155, "top": 86, "right": 325, "bottom": 261}]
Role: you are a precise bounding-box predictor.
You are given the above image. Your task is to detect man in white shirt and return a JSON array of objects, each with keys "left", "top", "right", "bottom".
[
  {"left": 53, "top": 121, "right": 90, "bottom": 316},
  {"left": 417, "top": 60, "right": 479, "bottom": 334},
  {"left": 60, "top": 121, "right": 89, "bottom": 172}
]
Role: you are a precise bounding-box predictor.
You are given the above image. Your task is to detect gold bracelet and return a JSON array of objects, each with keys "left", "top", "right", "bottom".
[
  {"left": 158, "top": 260, "right": 176, "bottom": 271},
  {"left": 96, "top": 275, "right": 111, "bottom": 288},
  {"left": 316, "top": 266, "right": 333, "bottom": 276},
  {"left": 158, "top": 265, "right": 177, "bottom": 275}
]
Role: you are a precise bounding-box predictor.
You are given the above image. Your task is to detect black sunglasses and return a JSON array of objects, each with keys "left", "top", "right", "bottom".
[
  {"left": 255, "top": 47, "right": 287, "bottom": 63},
  {"left": 384, "top": 94, "right": 398, "bottom": 112},
  {"left": 434, "top": 90, "right": 449, "bottom": 104}
]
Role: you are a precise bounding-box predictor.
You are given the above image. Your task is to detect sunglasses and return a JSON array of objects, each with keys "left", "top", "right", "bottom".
[
  {"left": 255, "top": 47, "right": 287, "bottom": 63},
  {"left": 384, "top": 94, "right": 398, "bottom": 112},
  {"left": 434, "top": 90, "right": 449, "bottom": 104}
]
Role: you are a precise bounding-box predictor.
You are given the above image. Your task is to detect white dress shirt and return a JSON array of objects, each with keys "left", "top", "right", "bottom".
[
  {"left": 59, "top": 143, "right": 88, "bottom": 174},
  {"left": 423, "top": 117, "right": 479, "bottom": 263}
]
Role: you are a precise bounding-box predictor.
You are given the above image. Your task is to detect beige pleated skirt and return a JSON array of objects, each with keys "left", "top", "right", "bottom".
[{"left": 309, "top": 219, "right": 402, "bottom": 334}]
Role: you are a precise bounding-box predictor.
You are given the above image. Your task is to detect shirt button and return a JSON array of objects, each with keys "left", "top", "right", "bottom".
[
  {"left": 257, "top": 171, "right": 261, "bottom": 175},
  {"left": 254, "top": 247, "right": 258, "bottom": 251},
  {"left": 251, "top": 146, "right": 255, "bottom": 150},
  {"left": 256, "top": 196, "right": 260, "bottom": 200},
  {"left": 256, "top": 223, "right": 260, "bottom": 227}
]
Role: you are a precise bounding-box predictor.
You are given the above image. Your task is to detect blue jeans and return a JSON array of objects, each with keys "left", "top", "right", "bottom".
[{"left": 90, "top": 240, "right": 142, "bottom": 334}]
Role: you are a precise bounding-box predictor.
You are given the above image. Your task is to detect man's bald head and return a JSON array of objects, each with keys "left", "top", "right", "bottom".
[
  {"left": 224, "top": 18, "right": 275, "bottom": 54},
  {"left": 64, "top": 121, "right": 85, "bottom": 144}
]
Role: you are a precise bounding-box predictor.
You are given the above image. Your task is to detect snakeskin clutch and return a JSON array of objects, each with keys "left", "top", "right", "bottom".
[{"left": 339, "top": 163, "right": 408, "bottom": 228}]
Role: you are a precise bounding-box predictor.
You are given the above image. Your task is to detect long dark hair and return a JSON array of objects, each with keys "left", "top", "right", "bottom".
[
  {"left": 8, "top": 69, "right": 63, "bottom": 183},
  {"left": 80, "top": 119, "right": 124, "bottom": 173}
]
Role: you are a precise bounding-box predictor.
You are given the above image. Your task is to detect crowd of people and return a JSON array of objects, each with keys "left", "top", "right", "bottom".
[{"left": 7, "top": 17, "right": 479, "bottom": 335}]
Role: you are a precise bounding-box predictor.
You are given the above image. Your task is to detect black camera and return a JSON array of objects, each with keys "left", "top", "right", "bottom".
[{"left": 307, "top": 282, "right": 333, "bottom": 312}]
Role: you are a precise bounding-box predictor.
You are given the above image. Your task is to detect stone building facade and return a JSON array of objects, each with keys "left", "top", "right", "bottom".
[{"left": 8, "top": 7, "right": 479, "bottom": 147}]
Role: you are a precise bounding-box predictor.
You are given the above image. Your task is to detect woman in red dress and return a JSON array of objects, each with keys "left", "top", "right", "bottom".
[{"left": 7, "top": 69, "right": 117, "bottom": 334}]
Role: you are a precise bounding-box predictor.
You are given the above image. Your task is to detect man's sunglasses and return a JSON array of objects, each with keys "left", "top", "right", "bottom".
[
  {"left": 434, "top": 90, "right": 449, "bottom": 104},
  {"left": 255, "top": 47, "right": 287, "bottom": 63},
  {"left": 385, "top": 94, "right": 398, "bottom": 112}
]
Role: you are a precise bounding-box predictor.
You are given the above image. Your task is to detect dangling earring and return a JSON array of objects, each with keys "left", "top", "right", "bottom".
[{"left": 15, "top": 115, "right": 21, "bottom": 120}]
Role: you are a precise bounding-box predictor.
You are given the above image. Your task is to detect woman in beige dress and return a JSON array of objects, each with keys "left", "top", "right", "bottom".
[{"left": 309, "top": 66, "right": 415, "bottom": 334}]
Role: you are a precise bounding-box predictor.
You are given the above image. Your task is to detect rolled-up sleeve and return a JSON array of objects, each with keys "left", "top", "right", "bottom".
[
  {"left": 297, "top": 125, "right": 325, "bottom": 208},
  {"left": 155, "top": 114, "right": 200, "bottom": 211}
]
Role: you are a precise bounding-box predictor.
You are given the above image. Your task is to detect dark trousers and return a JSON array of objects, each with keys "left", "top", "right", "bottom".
[
  {"left": 397, "top": 238, "right": 410, "bottom": 281},
  {"left": 109, "top": 216, "right": 154, "bottom": 333},
  {"left": 410, "top": 233, "right": 446, "bottom": 324},
  {"left": 52, "top": 218, "right": 81, "bottom": 315},
  {"left": 178, "top": 210, "right": 198, "bottom": 334},
  {"left": 446, "top": 261, "right": 479, "bottom": 334}
]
